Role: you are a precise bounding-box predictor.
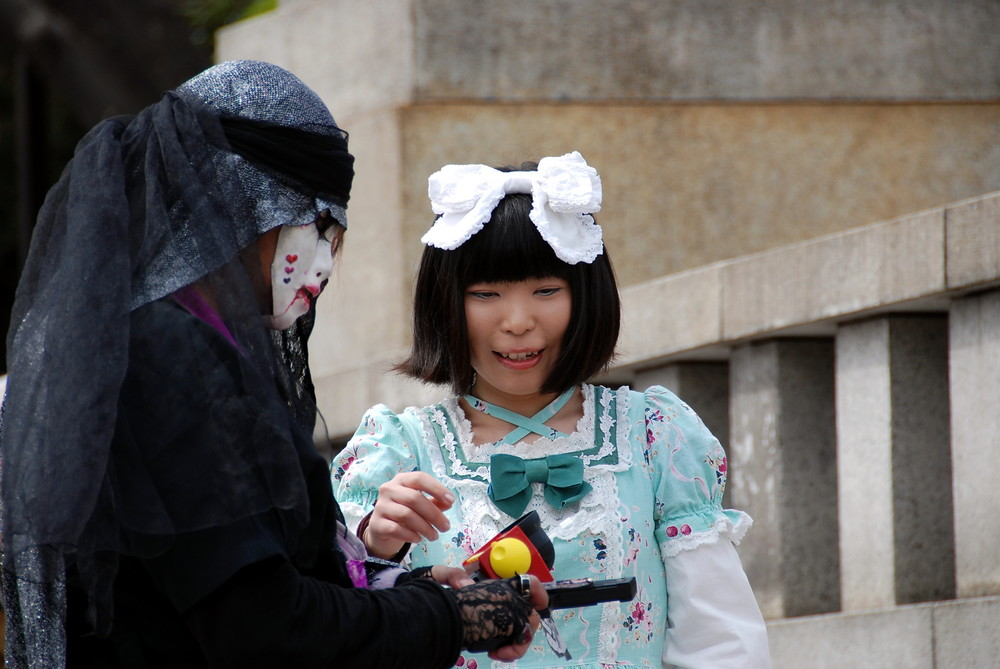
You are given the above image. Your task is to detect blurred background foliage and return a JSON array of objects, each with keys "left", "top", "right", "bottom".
[
  {"left": 182, "top": 0, "right": 277, "bottom": 47},
  {"left": 0, "top": 0, "right": 275, "bottom": 371}
]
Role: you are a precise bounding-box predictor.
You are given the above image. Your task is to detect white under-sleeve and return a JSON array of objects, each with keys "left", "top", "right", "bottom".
[{"left": 662, "top": 540, "right": 772, "bottom": 668}]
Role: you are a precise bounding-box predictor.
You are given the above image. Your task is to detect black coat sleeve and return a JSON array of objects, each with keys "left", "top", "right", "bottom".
[{"left": 183, "top": 557, "right": 463, "bottom": 669}]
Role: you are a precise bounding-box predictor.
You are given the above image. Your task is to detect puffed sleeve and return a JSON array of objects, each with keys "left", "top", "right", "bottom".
[
  {"left": 643, "top": 386, "right": 770, "bottom": 668},
  {"left": 332, "top": 405, "right": 421, "bottom": 532},
  {"left": 645, "top": 385, "right": 750, "bottom": 555}
]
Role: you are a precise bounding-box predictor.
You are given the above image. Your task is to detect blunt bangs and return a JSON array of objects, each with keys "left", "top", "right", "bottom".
[{"left": 457, "top": 194, "right": 572, "bottom": 287}]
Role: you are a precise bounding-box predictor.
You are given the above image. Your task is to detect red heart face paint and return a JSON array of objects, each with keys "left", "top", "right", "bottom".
[{"left": 269, "top": 221, "right": 335, "bottom": 330}]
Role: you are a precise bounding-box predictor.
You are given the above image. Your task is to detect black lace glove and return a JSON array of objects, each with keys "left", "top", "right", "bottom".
[{"left": 452, "top": 577, "right": 533, "bottom": 653}]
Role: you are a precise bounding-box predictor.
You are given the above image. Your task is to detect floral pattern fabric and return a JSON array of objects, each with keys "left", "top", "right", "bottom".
[{"left": 333, "top": 384, "right": 751, "bottom": 669}]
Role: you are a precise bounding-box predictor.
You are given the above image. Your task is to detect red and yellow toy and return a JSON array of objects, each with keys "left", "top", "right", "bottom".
[{"left": 463, "top": 510, "right": 555, "bottom": 582}]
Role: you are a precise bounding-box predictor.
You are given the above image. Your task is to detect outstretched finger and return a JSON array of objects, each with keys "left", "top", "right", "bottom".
[{"left": 393, "top": 471, "right": 456, "bottom": 511}]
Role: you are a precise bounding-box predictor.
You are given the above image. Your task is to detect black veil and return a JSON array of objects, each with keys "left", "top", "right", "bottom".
[{"left": 0, "top": 61, "right": 354, "bottom": 667}]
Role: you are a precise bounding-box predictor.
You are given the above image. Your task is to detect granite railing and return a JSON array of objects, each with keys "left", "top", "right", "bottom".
[{"left": 608, "top": 190, "right": 1000, "bottom": 668}]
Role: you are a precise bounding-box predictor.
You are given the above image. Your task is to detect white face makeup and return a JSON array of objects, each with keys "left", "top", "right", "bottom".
[{"left": 269, "top": 221, "right": 337, "bottom": 330}]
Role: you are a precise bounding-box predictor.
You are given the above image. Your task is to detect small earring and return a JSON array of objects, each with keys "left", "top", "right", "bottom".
[{"left": 468, "top": 371, "right": 477, "bottom": 394}]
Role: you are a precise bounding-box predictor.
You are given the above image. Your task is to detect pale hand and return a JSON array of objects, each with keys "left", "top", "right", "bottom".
[{"left": 364, "top": 471, "right": 455, "bottom": 559}]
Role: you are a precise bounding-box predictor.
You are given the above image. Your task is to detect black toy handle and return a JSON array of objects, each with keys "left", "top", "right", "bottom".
[{"left": 543, "top": 577, "right": 638, "bottom": 609}]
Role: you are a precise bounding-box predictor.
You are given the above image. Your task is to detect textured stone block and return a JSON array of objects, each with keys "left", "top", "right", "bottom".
[
  {"left": 309, "top": 110, "right": 411, "bottom": 376},
  {"left": 409, "top": 0, "right": 1000, "bottom": 103},
  {"left": 887, "top": 317, "right": 953, "bottom": 605},
  {"left": 313, "top": 349, "right": 446, "bottom": 438},
  {"left": 730, "top": 339, "right": 838, "bottom": 618},
  {"left": 313, "top": 364, "right": 371, "bottom": 441},
  {"left": 220, "top": 1, "right": 1000, "bottom": 108},
  {"left": 836, "top": 316, "right": 953, "bottom": 611},
  {"left": 400, "top": 105, "right": 999, "bottom": 288},
  {"left": 949, "top": 289, "right": 1000, "bottom": 598},
  {"left": 218, "top": 0, "right": 414, "bottom": 120},
  {"left": 946, "top": 191, "right": 1000, "bottom": 291},
  {"left": 933, "top": 596, "right": 1000, "bottom": 667},
  {"left": 618, "top": 266, "right": 723, "bottom": 365},
  {"left": 768, "top": 605, "right": 934, "bottom": 669},
  {"left": 723, "top": 208, "right": 946, "bottom": 340},
  {"left": 836, "top": 319, "right": 896, "bottom": 611}
]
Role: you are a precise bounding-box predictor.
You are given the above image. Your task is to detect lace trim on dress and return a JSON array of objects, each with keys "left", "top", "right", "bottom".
[
  {"left": 658, "top": 511, "right": 754, "bottom": 559},
  {"left": 416, "top": 385, "right": 632, "bottom": 546}
]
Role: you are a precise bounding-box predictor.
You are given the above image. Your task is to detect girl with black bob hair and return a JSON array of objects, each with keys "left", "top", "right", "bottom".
[
  {"left": 399, "top": 161, "right": 621, "bottom": 397},
  {"left": 334, "top": 153, "right": 772, "bottom": 668}
]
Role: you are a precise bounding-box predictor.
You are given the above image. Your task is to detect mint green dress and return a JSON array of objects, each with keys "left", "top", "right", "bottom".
[{"left": 333, "top": 384, "right": 752, "bottom": 669}]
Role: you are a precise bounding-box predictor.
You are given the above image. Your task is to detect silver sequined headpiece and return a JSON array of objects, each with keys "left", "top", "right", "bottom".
[{"left": 176, "top": 60, "right": 349, "bottom": 231}]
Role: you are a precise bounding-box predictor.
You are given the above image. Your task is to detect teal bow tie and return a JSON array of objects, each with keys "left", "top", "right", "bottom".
[{"left": 487, "top": 453, "right": 592, "bottom": 518}]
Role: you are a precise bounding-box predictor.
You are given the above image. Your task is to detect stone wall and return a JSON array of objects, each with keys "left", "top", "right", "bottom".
[{"left": 217, "top": 0, "right": 1000, "bottom": 436}]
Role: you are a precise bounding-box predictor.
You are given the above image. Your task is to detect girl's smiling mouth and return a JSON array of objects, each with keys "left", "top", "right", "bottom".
[{"left": 495, "top": 349, "right": 543, "bottom": 369}]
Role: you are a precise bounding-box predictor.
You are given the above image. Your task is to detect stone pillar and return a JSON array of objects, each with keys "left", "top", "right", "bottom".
[
  {"left": 730, "top": 338, "right": 838, "bottom": 619},
  {"left": 949, "top": 289, "right": 1000, "bottom": 598},
  {"left": 634, "top": 363, "right": 731, "bottom": 507},
  {"left": 836, "top": 315, "right": 952, "bottom": 612}
]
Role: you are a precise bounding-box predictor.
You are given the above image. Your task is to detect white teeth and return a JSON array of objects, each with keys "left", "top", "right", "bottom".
[{"left": 500, "top": 351, "right": 538, "bottom": 361}]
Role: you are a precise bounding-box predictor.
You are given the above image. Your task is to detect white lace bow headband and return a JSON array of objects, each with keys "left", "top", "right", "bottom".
[{"left": 422, "top": 151, "right": 603, "bottom": 264}]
